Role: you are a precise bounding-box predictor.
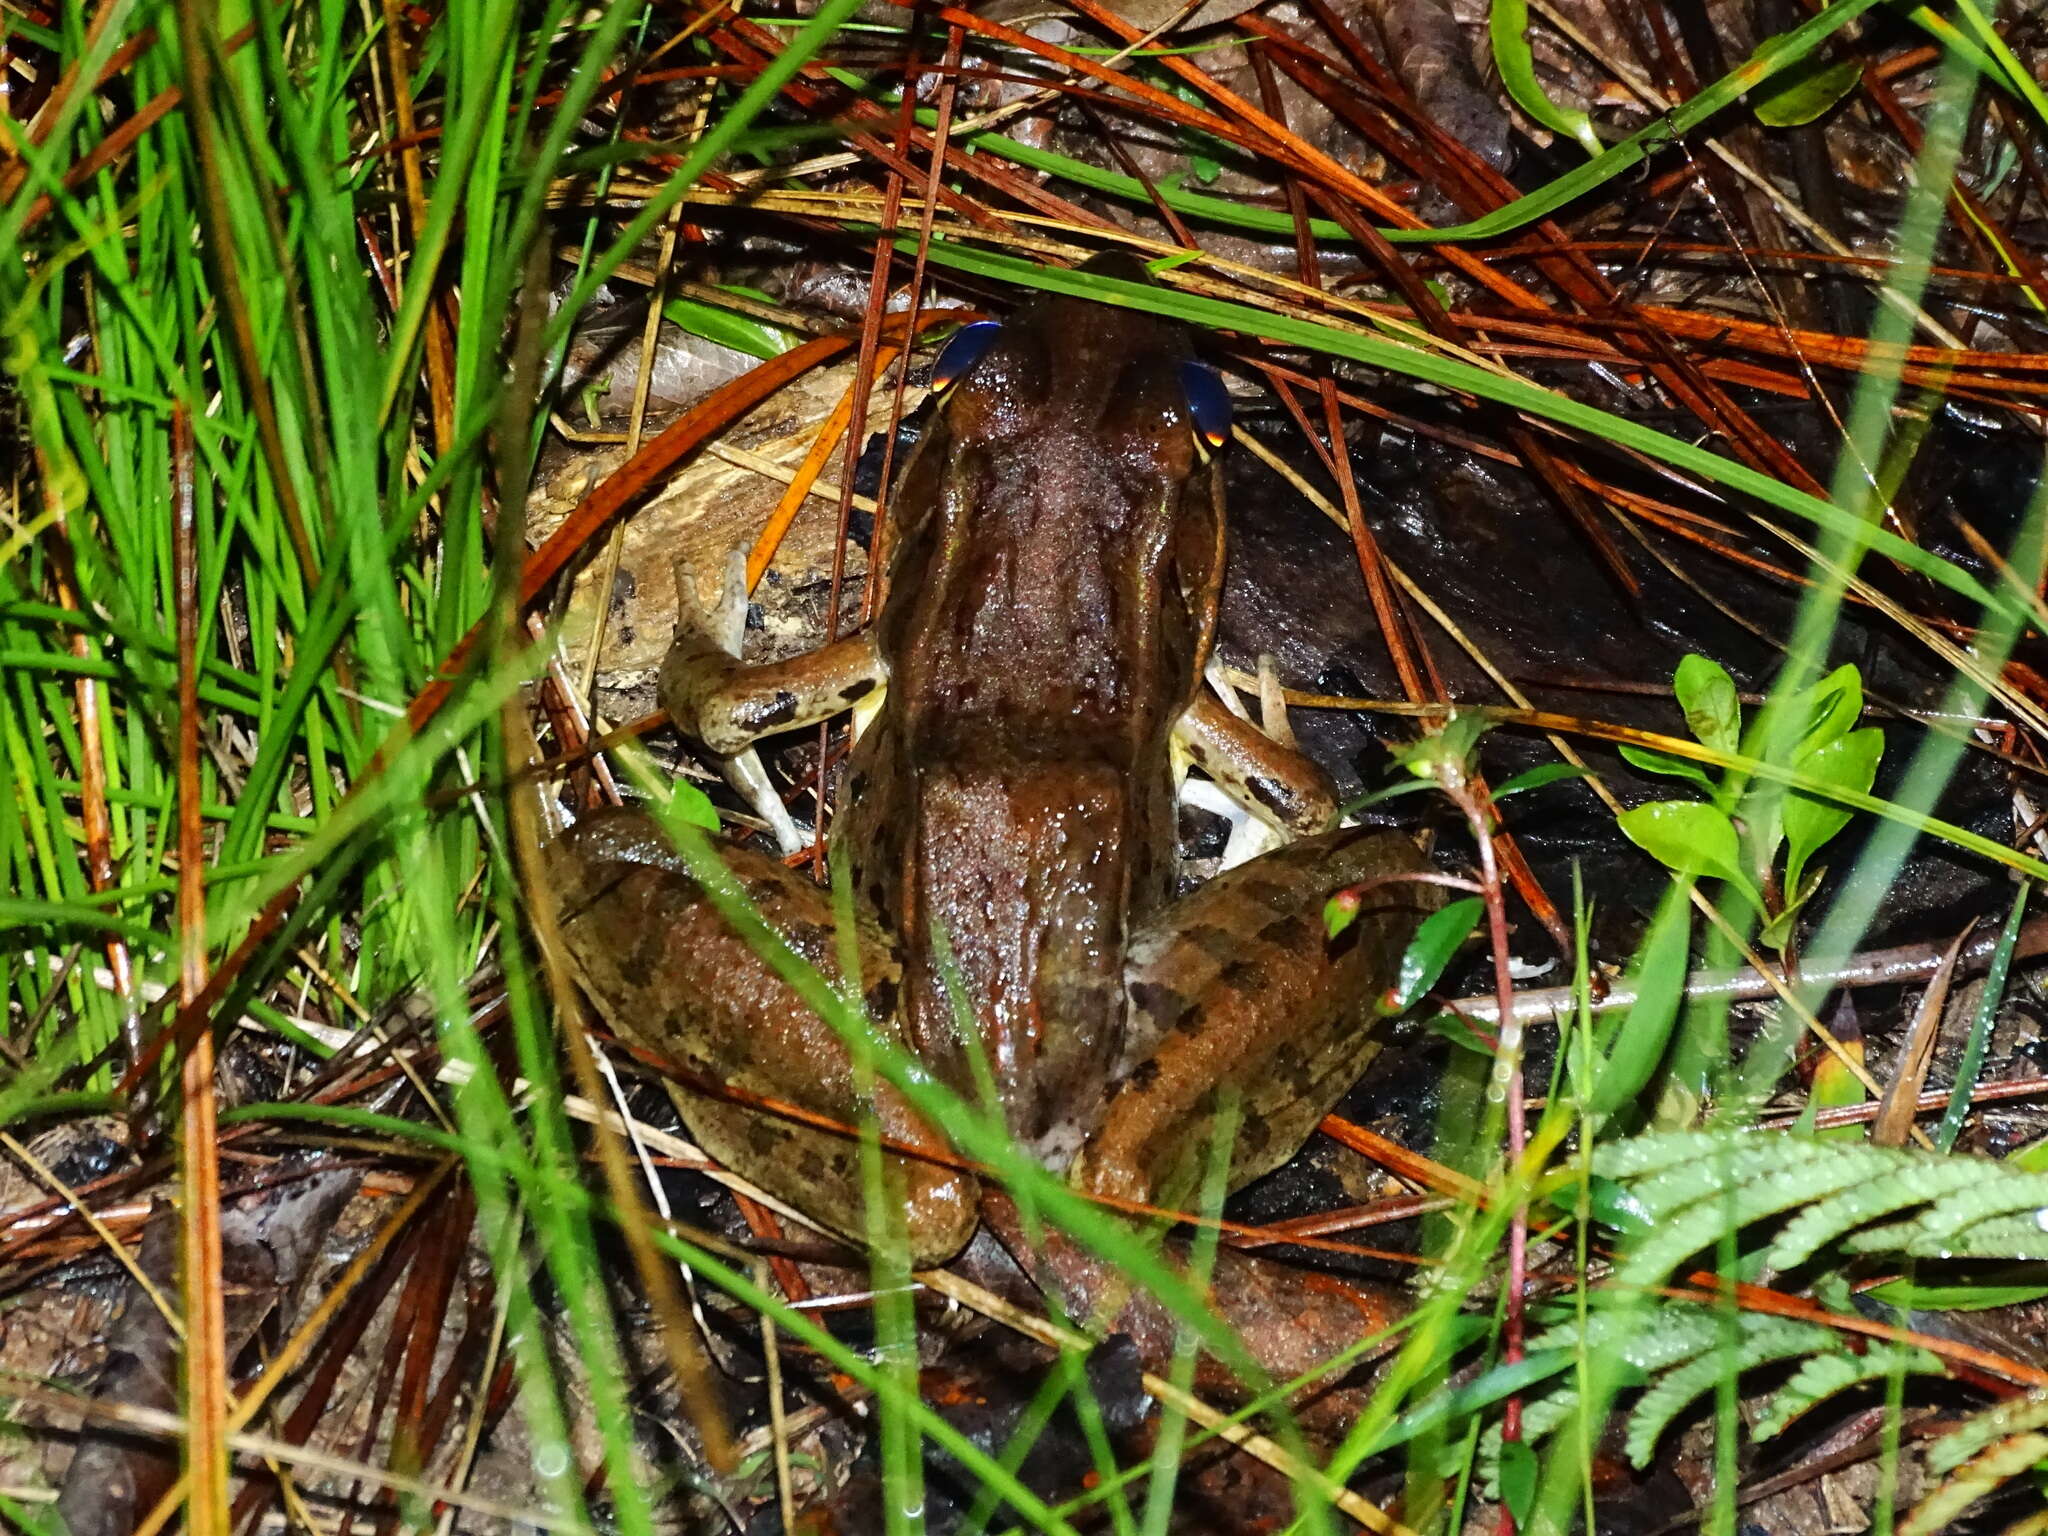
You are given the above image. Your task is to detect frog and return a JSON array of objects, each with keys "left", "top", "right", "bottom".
[{"left": 543, "top": 257, "right": 1438, "bottom": 1265}]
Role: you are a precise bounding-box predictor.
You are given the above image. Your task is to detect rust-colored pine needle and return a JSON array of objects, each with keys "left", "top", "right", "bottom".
[
  {"left": 745, "top": 343, "right": 904, "bottom": 593},
  {"left": 172, "top": 404, "right": 231, "bottom": 1536}
]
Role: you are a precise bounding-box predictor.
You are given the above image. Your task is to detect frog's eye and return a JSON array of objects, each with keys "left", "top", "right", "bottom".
[
  {"left": 931, "top": 321, "right": 1003, "bottom": 391},
  {"left": 1179, "top": 361, "right": 1231, "bottom": 448}
]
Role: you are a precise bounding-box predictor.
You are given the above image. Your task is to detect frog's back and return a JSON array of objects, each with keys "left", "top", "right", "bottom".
[
  {"left": 877, "top": 287, "right": 1220, "bottom": 761},
  {"left": 842, "top": 281, "right": 1226, "bottom": 1160},
  {"left": 837, "top": 732, "right": 1176, "bottom": 1162}
]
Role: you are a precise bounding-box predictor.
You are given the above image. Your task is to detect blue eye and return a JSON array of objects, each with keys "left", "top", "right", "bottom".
[
  {"left": 931, "top": 321, "right": 1003, "bottom": 391},
  {"left": 1180, "top": 360, "right": 1231, "bottom": 447}
]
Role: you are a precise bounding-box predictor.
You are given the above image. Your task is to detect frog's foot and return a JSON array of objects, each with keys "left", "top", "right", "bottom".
[
  {"left": 1173, "top": 665, "right": 1336, "bottom": 869},
  {"left": 1179, "top": 664, "right": 1285, "bottom": 868},
  {"left": 685, "top": 545, "right": 750, "bottom": 657},
  {"left": 1249, "top": 652, "right": 1298, "bottom": 750},
  {"left": 1217, "top": 656, "right": 1307, "bottom": 866},
  {"left": 722, "top": 741, "right": 808, "bottom": 856}
]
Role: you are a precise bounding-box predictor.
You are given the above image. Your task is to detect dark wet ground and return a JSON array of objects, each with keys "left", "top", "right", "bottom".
[{"left": 1218, "top": 394, "right": 2042, "bottom": 972}]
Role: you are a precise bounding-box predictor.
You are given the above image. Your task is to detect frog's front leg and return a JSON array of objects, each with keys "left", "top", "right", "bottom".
[
  {"left": 1076, "top": 828, "right": 1438, "bottom": 1210},
  {"left": 659, "top": 558, "right": 887, "bottom": 758},
  {"left": 1174, "top": 691, "right": 1338, "bottom": 840},
  {"left": 545, "top": 809, "right": 978, "bottom": 1264},
  {"left": 656, "top": 555, "right": 887, "bottom": 852}
]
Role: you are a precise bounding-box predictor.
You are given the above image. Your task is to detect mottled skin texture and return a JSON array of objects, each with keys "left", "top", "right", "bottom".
[
  {"left": 838, "top": 301, "right": 1222, "bottom": 1170},
  {"left": 1084, "top": 828, "right": 1434, "bottom": 1210},
  {"left": 548, "top": 270, "right": 1437, "bottom": 1265},
  {"left": 547, "top": 812, "right": 975, "bottom": 1250}
]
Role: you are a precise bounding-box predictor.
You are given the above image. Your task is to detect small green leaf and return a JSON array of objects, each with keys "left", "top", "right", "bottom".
[
  {"left": 1782, "top": 727, "right": 1883, "bottom": 895},
  {"left": 1424, "top": 1011, "right": 1496, "bottom": 1057},
  {"left": 1492, "top": 761, "right": 1592, "bottom": 799},
  {"left": 1441, "top": 709, "right": 1492, "bottom": 762},
  {"left": 1863, "top": 1277, "right": 2048, "bottom": 1311},
  {"left": 661, "top": 295, "right": 798, "bottom": 360},
  {"left": 1673, "top": 653, "right": 1740, "bottom": 755},
  {"left": 1757, "top": 899, "right": 1801, "bottom": 953},
  {"left": 1582, "top": 1173, "right": 1654, "bottom": 1236},
  {"left": 1618, "top": 742, "right": 1716, "bottom": 791},
  {"left": 1143, "top": 245, "right": 1203, "bottom": 276},
  {"left": 1380, "top": 897, "right": 1484, "bottom": 1015},
  {"left": 1489, "top": 0, "right": 1601, "bottom": 156},
  {"left": 1617, "top": 800, "right": 1744, "bottom": 883},
  {"left": 1758, "top": 865, "right": 1824, "bottom": 953},
  {"left": 1324, "top": 890, "right": 1360, "bottom": 940},
  {"left": 1798, "top": 663, "right": 1864, "bottom": 753},
  {"left": 1753, "top": 54, "right": 1860, "bottom": 127},
  {"left": 1393, "top": 711, "right": 1492, "bottom": 782},
  {"left": 671, "top": 778, "right": 723, "bottom": 831},
  {"left": 1498, "top": 1440, "right": 1539, "bottom": 1525}
]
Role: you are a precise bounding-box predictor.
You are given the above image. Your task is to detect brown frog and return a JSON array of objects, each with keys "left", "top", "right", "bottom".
[{"left": 545, "top": 260, "right": 1437, "bottom": 1264}]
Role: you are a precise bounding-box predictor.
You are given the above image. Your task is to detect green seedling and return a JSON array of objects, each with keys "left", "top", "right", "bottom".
[{"left": 1617, "top": 655, "right": 1883, "bottom": 959}]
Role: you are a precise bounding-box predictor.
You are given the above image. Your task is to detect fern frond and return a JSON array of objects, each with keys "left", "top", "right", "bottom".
[
  {"left": 1465, "top": 1131, "right": 2048, "bottom": 1501},
  {"left": 1926, "top": 1390, "right": 2048, "bottom": 1476},
  {"left": 1603, "top": 1132, "right": 1860, "bottom": 1219},
  {"left": 1593, "top": 1129, "right": 2048, "bottom": 1278},
  {"left": 1525, "top": 1305, "right": 1724, "bottom": 1375},
  {"left": 1751, "top": 1343, "right": 1944, "bottom": 1441},
  {"left": 1768, "top": 1160, "right": 1988, "bottom": 1268},
  {"left": 1884, "top": 1172, "right": 2048, "bottom": 1252},
  {"left": 1482, "top": 1307, "right": 1887, "bottom": 1476},
  {"left": 1621, "top": 1315, "right": 1840, "bottom": 1466},
  {"left": 1842, "top": 1210, "right": 2048, "bottom": 1261},
  {"left": 1593, "top": 1130, "right": 1770, "bottom": 1182},
  {"left": 1467, "top": 1307, "right": 1727, "bottom": 1480},
  {"left": 1931, "top": 1214, "right": 2048, "bottom": 1260},
  {"left": 1616, "top": 1150, "right": 1901, "bottom": 1284},
  {"left": 1903, "top": 1425, "right": 2048, "bottom": 1536}
]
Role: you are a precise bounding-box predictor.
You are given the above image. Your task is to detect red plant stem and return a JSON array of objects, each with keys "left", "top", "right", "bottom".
[{"left": 171, "top": 403, "right": 229, "bottom": 1536}]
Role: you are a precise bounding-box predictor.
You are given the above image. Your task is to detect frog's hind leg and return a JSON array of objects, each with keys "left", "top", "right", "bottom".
[
  {"left": 1077, "top": 829, "right": 1439, "bottom": 1211},
  {"left": 546, "top": 808, "right": 977, "bottom": 1265}
]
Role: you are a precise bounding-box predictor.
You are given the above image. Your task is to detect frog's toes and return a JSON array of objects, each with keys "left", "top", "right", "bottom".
[
  {"left": 1179, "top": 776, "right": 1285, "bottom": 870},
  {"left": 725, "top": 745, "right": 811, "bottom": 855},
  {"left": 670, "top": 546, "right": 748, "bottom": 654}
]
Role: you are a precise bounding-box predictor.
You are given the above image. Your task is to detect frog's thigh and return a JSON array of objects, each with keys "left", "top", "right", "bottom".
[
  {"left": 1173, "top": 694, "right": 1336, "bottom": 837},
  {"left": 661, "top": 628, "right": 884, "bottom": 758},
  {"left": 1080, "top": 829, "right": 1438, "bottom": 1209},
  {"left": 546, "top": 809, "right": 977, "bottom": 1265}
]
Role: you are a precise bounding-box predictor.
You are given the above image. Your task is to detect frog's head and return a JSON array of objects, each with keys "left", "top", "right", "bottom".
[
  {"left": 884, "top": 252, "right": 1231, "bottom": 714},
  {"left": 926, "top": 253, "right": 1231, "bottom": 482}
]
